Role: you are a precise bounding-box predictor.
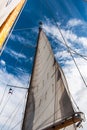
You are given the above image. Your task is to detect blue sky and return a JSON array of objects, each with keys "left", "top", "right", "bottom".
[{"left": 0, "top": 0, "right": 87, "bottom": 129}]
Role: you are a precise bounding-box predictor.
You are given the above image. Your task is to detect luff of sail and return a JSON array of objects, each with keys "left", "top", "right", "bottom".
[
  {"left": 0, "top": 0, "right": 26, "bottom": 52},
  {"left": 22, "top": 27, "right": 83, "bottom": 130}
]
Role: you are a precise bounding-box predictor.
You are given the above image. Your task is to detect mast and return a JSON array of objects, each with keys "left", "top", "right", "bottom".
[{"left": 22, "top": 24, "right": 83, "bottom": 130}]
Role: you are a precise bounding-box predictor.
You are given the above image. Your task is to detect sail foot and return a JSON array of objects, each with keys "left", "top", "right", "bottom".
[{"left": 42, "top": 112, "right": 83, "bottom": 130}]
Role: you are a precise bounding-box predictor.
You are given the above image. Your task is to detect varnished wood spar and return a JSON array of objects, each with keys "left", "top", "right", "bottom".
[{"left": 43, "top": 113, "right": 83, "bottom": 130}]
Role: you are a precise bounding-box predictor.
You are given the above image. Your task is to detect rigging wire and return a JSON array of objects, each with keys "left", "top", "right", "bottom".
[
  {"left": 0, "top": 97, "right": 23, "bottom": 130},
  {"left": 0, "top": 36, "right": 30, "bottom": 109},
  {"left": 0, "top": 87, "right": 7, "bottom": 107},
  {"left": 0, "top": 91, "right": 27, "bottom": 130},
  {"left": 56, "top": 38, "right": 87, "bottom": 61},
  {"left": 13, "top": 27, "right": 38, "bottom": 32},
  {"left": 0, "top": 94, "right": 11, "bottom": 116},
  {"left": 7, "top": 96, "right": 26, "bottom": 130},
  {"left": 10, "top": 120, "right": 22, "bottom": 130},
  {"left": 0, "top": 25, "right": 35, "bottom": 127},
  {"left": 29, "top": 32, "right": 81, "bottom": 113},
  {"left": 30, "top": 81, "right": 75, "bottom": 128},
  {"left": 8, "top": 92, "right": 27, "bottom": 130},
  {"left": 44, "top": 0, "right": 87, "bottom": 88},
  {"left": 20, "top": 91, "right": 28, "bottom": 130},
  {"left": 37, "top": 1, "right": 84, "bottom": 115}
]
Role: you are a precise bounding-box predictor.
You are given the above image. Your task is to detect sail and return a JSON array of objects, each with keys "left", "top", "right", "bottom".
[
  {"left": 0, "top": 0, "right": 21, "bottom": 27},
  {"left": 22, "top": 28, "right": 82, "bottom": 130},
  {"left": 64, "top": 124, "right": 76, "bottom": 130},
  {"left": 0, "top": 0, "right": 26, "bottom": 53}
]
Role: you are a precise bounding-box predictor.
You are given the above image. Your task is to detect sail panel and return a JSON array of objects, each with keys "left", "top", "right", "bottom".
[
  {"left": 64, "top": 124, "right": 76, "bottom": 130},
  {"left": 0, "top": 0, "right": 26, "bottom": 52},
  {"left": 22, "top": 30, "right": 75, "bottom": 130},
  {"left": 0, "top": 0, "right": 20, "bottom": 27}
]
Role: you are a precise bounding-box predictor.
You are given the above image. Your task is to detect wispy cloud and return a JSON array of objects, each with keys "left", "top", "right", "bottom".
[
  {"left": 43, "top": 18, "right": 87, "bottom": 129},
  {"left": 0, "top": 17, "right": 87, "bottom": 129},
  {"left": 43, "top": 19, "right": 87, "bottom": 51},
  {"left": 0, "top": 60, "right": 6, "bottom": 66},
  {"left": 67, "top": 18, "right": 83, "bottom": 27},
  {"left": 0, "top": 68, "right": 29, "bottom": 130},
  {"left": 5, "top": 47, "right": 27, "bottom": 60},
  {"left": 10, "top": 34, "right": 27, "bottom": 44}
]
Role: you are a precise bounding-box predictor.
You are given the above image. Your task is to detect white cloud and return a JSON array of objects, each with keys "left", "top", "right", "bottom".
[
  {"left": 0, "top": 18, "right": 87, "bottom": 129},
  {"left": 67, "top": 19, "right": 83, "bottom": 27},
  {"left": 10, "top": 34, "right": 26, "bottom": 44},
  {"left": 55, "top": 50, "right": 71, "bottom": 61},
  {"left": 78, "top": 37, "right": 87, "bottom": 47},
  {"left": 43, "top": 18, "right": 87, "bottom": 129},
  {"left": 5, "top": 47, "right": 27, "bottom": 60},
  {"left": 43, "top": 19, "right": 87, "bottom": 51},
  {"left": 0, "top": 60, "right": 6, "bottom": 66},
  {"left": 0, "top": 68, "right": 29, "bottom": 130},
  {"left": 63, "top": 58, "right": 87, "bottom": 130}
]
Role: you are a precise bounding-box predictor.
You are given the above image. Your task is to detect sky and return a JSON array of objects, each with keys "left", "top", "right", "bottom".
[{"left": 0, "top": 0, "right": 87, "bottom": 129}]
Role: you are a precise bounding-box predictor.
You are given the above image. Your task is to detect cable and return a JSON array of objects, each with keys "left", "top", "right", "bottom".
[
  {"left": 29, "top": 81, "right": 74, "bottom": 128},
  {"left": 56, "top": 38, "right": 87, "bottom": 61},
  {"left": 0, "top": 31, "right": 32, "bottom": 108},
  {"left": 44, "top": 0, "right": 87, "bottom": 88},
  {"left": 13, "top": 27, "right": 38, "bottom": 32},
  {"left": 10, "top": 120, "right": 22, "bottom": 130},
  {"left": 0, "top": 87, "right": 7, "bottom": 106},
  {"left": 0, "top": 94, "right": 11, "bottom": 116},
  {"left": 0, "top": 47, "right": 24, "bottom": 108},
  {"left": 0, "top": 91, "right": 27, "bottom": 130},
  {"left": 7, "top": 98, "right": 25, "bottom": 130},
  {"left": 9, "top": 92, "right": 27, "bottom": 130},
  {"left": 0, "top": 97, "right": 23, "bottom": 130}
]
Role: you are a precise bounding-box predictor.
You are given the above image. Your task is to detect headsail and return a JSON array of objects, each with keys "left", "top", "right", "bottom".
[
  {"left": 0, "top": 0, "right": 26, "bottom": 53},
  {"left": 22, "top": 26, "right": 83, "bottom": 130}
]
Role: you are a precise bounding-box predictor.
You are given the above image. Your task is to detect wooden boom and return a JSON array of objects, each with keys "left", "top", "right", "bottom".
[{"left": 43, "top": 112, "right": 83, "bottom": 130}]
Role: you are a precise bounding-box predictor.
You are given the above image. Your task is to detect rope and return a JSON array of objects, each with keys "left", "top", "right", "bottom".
[
  {"left": 10, "top": 120, "right": 22, "bottom": 130},
  {"left": 44, "top": 0, "right": 87, "bottom": 88},
  {"left": 7, "top": 101, "right": 24, "bottom": 130},
  {"left": 0, "top": 87, "right": 7, "bottom": 107},
  {"left": 0, "top": 43, "right": 27, "bottom": 109},
  {"left": 0, "top": 94, "right": 11, "bottom": 116},
  {"left": 13, "top": 27, "right": 38, "bottom": 32},
  {"left": 0, "top": 98, "right": 23, "bottom": 130},
  {"left": 0, "top": 91, "right": 27, "bottom": 130},
  {"left": 56, "top": 38, "right": 87, "bottom": 61},
  {"left": 9, "top": 93, "right": 27, "bottom": 130},
  {"left": 30, "top": 82, "right": 74, "bottom": 128}
]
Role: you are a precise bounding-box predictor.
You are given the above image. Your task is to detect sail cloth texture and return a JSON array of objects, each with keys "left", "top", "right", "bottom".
[
  {"left": 22, "top": 30, "right": 75, "bottom": 130},
  {"left": 64, "top": 124, "right": 76, "bottom": 130},
  {"left": 0, "top": 0, "right": 26, "bottom": 52}
]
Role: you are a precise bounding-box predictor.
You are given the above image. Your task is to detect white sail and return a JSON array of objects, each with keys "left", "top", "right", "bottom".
[
  {"left": 22, "top": 28, "right": 82, "bottom": 130},
  {"left": 64, "top": 124, "right": 76, "bottom": 130},
  {"left": 0, "top": 0, "right": 21, "bottom": 27}
]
